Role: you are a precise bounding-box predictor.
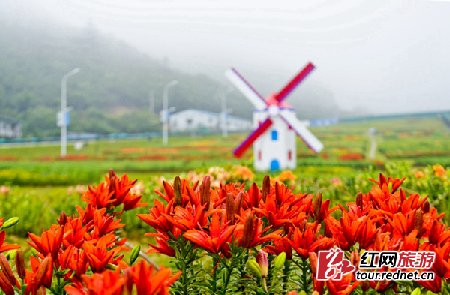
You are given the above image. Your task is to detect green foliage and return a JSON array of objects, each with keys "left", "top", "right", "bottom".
[{"left": 0, "top": 17, "right": 258, "bottom": 138}]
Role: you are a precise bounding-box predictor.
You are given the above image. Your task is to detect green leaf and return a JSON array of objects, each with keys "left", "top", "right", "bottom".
[
  {"left": 130, "top": 245, "right": 140, "bottom": 266},
  {"left": 0, "top": 217, "right": 19, "bottom": 229}
]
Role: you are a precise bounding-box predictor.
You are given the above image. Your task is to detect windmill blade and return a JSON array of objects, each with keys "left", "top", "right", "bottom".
[
  {"left": 274, "top": 62, "right": 315, "bottom": 103},
  {"left": 233, "top": 117, "right": 273, "bottom": 158},
  {"left": 225, "top": 68, "right": 267, "bottom": 110},
  {"left": 279, "top": 110, "right": 323, "bottom": 153}
]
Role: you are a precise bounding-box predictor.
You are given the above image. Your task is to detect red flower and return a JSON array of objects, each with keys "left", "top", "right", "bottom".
[
  {"left": 66, "top": 260, "right": 181, "bottom": 295},
  {"left": 0, "top": 230, "right": 20, "bottom": 254},
  {"left": 236, "top": 212, "right": 282, "bottom": 249},
  {"left": 138, "top": 199, "right": 180, "bottom": 238},
  {"left": 27, "top": 225, "right": 64, "bottom": 261},
  {"left": 83, "top": 236, "right": 123, "bottom": 273},
  {"left": 287, "top": 224, "right": 335, "bottom": 259},
  {"left": 264, "top": 237, "right": 293, "bottom": 260},
  {"left": 65, "top": 267, "right": 125, "bottom": 295},
  {"left": 130, "top": 260, "right": 182, "bottom": 295},
  {"left": 326, "top": 273, "right": 360, "bottom": 295},
  {"left": 145, "top": 233, "right": 176, "bottom": 257},
  {"left": 184, "top": 213, "right": 237, "bottom": 255}
]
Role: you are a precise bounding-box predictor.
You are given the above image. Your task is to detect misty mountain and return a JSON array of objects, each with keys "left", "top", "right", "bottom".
[{"left": 0, "top": 15, "right": 354, "bottom": 137}]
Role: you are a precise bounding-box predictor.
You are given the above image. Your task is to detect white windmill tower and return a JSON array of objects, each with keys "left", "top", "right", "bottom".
[{"left": 225, "top": 62, "right": 324, "bottom": 172}]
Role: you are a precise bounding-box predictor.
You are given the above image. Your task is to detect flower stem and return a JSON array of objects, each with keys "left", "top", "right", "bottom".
[
  {"left": 212, "top": 256, "right": 219, "bottom": 293},
  {"left": 239, "top": 249, "right": 249, "bottom": 292},
  {"left": 282, "top": 259, "right": 291, "bottom": 291}
]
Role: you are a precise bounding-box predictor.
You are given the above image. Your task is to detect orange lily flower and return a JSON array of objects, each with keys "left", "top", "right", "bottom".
[
  {"left": 83, "top": 236, "right": 123, "bottom": 273},
  {"left": 137, "top": 199, "right": 180, "bottom": 237},
  {"left": 144, "top": 233, "right": 176, "bottom": 257},
  {"left": 131, "top": 260, "right": 182, "bottom": 295},
  {"left": 236, "top": 212, "right": 282, "bottom": 249},
  {"left": 65, "top": 268, "right": 125, "bottom": 295},
  {"left": 0, "top": 230, "right": 20, "bottom": 254},
  {"left": 287, "top": 224, "right": 335, "bottom": 259},
  {"left": 27, "top": 225, "right": 64, "bottom": 261},
  {"left": 326, "top": 273, "right": 360, "bottom": 295},
  {"left": 184, "top": 213, "right": 237, "bottom": 255}
]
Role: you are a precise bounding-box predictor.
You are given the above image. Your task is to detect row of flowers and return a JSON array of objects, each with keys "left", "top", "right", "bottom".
[{"left": 1, "top": 167, "right": 450, "bottom": 294}]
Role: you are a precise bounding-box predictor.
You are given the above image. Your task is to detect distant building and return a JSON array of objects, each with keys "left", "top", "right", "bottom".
[
  {"left": 169, "top": 109, "right": 252, "bottom": 132},
  {"left": 0, "top": 115, "right": 22, "bottom": 139}
]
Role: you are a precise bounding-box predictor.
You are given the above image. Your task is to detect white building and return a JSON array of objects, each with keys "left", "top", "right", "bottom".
[
  {"left": 169, "top": 109, "right": 252, "bottom": 132},
  {"left": 252, "top": 107, "right": 297, "bottom": 171},
  {"left": 0, "top": 115, "right": 22, "bottom": 139}
]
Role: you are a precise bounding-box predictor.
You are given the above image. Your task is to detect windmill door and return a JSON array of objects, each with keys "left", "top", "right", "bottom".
[{"left": 270, "top": 159, "right": 280, "bottom": 171}]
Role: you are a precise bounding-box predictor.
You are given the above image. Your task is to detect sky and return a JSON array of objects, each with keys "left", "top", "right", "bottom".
[{"left": 3, "top": 0, "right": 450, "bottom": 115}]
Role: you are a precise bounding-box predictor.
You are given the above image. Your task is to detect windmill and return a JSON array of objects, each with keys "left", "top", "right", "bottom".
[{"left": 224, "top": 62, "right": 324, "bottom": 172}]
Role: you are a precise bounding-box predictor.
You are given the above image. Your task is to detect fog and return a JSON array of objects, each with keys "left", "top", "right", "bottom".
[{"left": 2, "top": 0, "right": 450, "bottom": 115}]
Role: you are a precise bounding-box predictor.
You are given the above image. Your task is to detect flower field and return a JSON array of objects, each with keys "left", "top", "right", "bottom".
[
  {"left": 1, "top": 167, "right": 450, "bottom": 294},
  {"left": 0, "top": 117, "right": 450, "bottom": 294}
]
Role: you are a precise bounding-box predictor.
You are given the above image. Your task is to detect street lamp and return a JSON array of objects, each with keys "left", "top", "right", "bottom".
[
  {"left": 162, "top": 80, "right": 178, "bottom": 146},
  {"left": 221, "top": 87, "right": 233, "bottom": 138},
  {"left": 60, "top": 68, "right": 80, "bottom": 157}
]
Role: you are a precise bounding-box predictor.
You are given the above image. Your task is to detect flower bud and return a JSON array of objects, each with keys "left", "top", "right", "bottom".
[
  {"left": 109, "top": 169, "right": 116, "bottom": 197},
  {"left": 250, "top": 182, "right": 259, "bottom": 208},
  {"left": 299, "top": 291, "right": 307, "bottom": 295},
  {"left": 411, "top": 287, "right": 421, "bottom": 295},
  {"left": 57, "top": 212, "right": 68, "bottom": 226},
  {"left": 273, "top": 252, "right": 286, "bottom": 271},
  {"left": 309, "top": 252, "right": 318, "bottom": 275},
  {"left": 37, "top": 287, "right": 46, "bottom": 295},
  {"left": 361, "top": 280, "right": 370, "bottom": 292},
  {"left": 35, "top": 257, "right": 52, "bottom": 289},
  {"left": 226, "top": 193, "right": 235, "bottom": 224},
  {"left": 429, "top": 220, "right": 440, "bottom": 245},
  {"left": 241, "top": 215, "right": 255, "bottom": 248},
  {"left": 235, "top": 192, "right": 243, "bottom": 215},
  {"left": 356, "top": 192, "right": 363, "bottom": 211},
  {"left": 0, "top": 218, "right": 19, "bottom": 230},
  {"left": 375, "top": 231, "right": 383, "bottom": 251},
  {"left": 256, "top": 250, "right": 268, "bottom": 277},
  {"left": 414, "top": 209, "right": 424, "bottom": 237},
  {"left": 0, "top": 270, "right": 14, "bottom": 295},
  {"left": 173, "top": 176, "right": 182, "bottom": 206},
  {"left": 246, "top": 260, "right": 262, "bottom": 281},
  {"left": 423, "top": 199, "right": 430, "bottom": 213},
  {"left": 350, "top": 249, "right": 360, "bottom": 268},
  {"left": 313, "top": 192, "right": 322, "bottom": 219},
  {"left": 0, "top": 254, "right": 15, "bottom": 285},
  {"left": 130, "top": 245, "right": 140, "bottom": 266},
  {"left": 15, "top": 250, "right": 25, "bottom": 280},
  {"left": 262, "top": 175, "right": 270, "bottom": 202},
  {"left": 200, "top": 176, "right": 211, "bottom": 208}
]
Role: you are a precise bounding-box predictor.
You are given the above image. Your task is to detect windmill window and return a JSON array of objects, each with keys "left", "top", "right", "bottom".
[
  {"left": 271, "top": 130, "right": 278, "bottom": 141},
  {"left": 258, "top": 150, "right": 262, "bottom": 160},
  {"left": 288, "top": 150, "right": 292, "bottom": 160}
]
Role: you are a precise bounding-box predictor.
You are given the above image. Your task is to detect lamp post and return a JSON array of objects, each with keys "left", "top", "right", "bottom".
[
  {"left": 221, "top": 87, "right": 233, "bottom": 138},
  {"left": 162, "top": 80, "right": 178, "bottom": 146},
  {"left": 60, "top": 68, "right": 80, "bottom": 157}
]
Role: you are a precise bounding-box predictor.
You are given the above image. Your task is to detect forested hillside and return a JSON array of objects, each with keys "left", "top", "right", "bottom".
[{"left": 0, "top": 16, "right": 352, "bottom": 137}]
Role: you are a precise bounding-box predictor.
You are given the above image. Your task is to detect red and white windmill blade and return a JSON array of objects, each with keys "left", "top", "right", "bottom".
[{"left": 225, "top": 62, "right": 324, "bottom": 158}]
